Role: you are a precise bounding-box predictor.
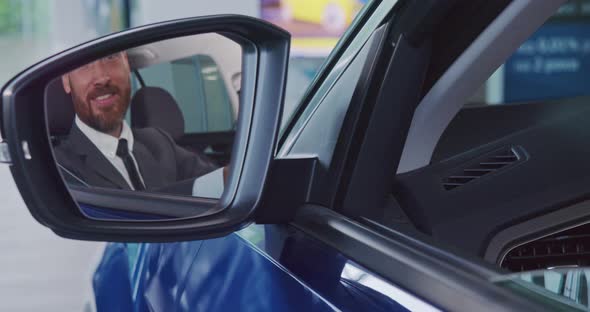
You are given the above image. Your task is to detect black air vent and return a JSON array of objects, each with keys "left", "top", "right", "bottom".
[
  {"left": 502, "top": 223, "right": 590, "bottom": 272},
  {"left": 443, "top": 147, "right": 521, "bottom": 190}
]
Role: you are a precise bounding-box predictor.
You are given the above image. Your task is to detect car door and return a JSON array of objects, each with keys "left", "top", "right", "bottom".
[
  {"left": 97, "top": 226, "right": 430, "bottom": 312},
  {"left": 92, "top": 1, "right": 438, "bottom": 310},
  {"left": 89, "top": 1, "right": 571, "bottom": 311}
]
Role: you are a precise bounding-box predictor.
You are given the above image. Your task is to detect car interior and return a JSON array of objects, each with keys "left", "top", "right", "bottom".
[
  {"left": 386, "top": 2, "right": 590, "bottom": 278},
  {"left": 396, "top": 92, "right": 590, "bottom": 272}
]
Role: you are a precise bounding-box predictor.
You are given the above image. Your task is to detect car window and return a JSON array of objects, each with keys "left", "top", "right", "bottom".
[
  {"left": 468, "top": 1, "right": 590, "bottom": 106},
  {"left": 134, "top": 55, "right": 236, "bottom": 134},
  {"left": 282, "top": 57, "right": 326, "bottom": 129},
  {"left": 431, "top": 1, "right": 590, "bottom": 163},
  {"left": 280, "top": 0, "right": 399, "bottom": 162},
  {"left": 262, "top": 0, "right": 373, "bottom": 130}
]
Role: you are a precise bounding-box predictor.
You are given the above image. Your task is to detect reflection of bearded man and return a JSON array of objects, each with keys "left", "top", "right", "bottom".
[
  {"left": 54, "top": 51, "right": 220, "bottom": 192},
  {"left": 62, "top": 52, "right": 132, "bottom": 137}
]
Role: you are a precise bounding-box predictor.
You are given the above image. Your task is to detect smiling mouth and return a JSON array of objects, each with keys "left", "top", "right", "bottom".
[
  {"left": 96, "top": 94, "right": 113, "bottom": 100},
  {"left": 91, "top": 93, "right": 118, "bottom": 108}
]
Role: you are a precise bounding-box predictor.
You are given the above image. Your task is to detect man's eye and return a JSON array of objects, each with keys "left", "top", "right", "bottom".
[
  {"left": 103, "top": 53, "right": 121, "bottom": 62},
  {"left": 78, "top": 63, "right": 92, "bottom": 71}
]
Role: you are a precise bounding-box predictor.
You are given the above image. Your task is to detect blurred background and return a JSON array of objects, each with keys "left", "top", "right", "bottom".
[{"left": 0, "top": 0, "right": 365, "bottom": 311}]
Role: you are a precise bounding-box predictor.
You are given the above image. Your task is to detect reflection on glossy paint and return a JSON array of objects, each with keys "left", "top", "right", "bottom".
[
  {"left": 341, "top": 262, "right": 440, "bottom": 312},
  {"left": 128, "top": 235, "right": 337, "bottom": 312},
  {"left": 94, "top": 224, "right": 437, "bottom": 312},
  {"left": 240, "top": 224, "right": 415, "bottom": 312}
]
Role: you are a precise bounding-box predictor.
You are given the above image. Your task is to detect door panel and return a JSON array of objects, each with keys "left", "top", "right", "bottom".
[{"left": 93, "top": 225, "right": 422, "bottom": 311}]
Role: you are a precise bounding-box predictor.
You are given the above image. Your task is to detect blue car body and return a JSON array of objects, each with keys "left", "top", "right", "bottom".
[{"left": 93, "top": 224, "right": 425, "bottom": 311}]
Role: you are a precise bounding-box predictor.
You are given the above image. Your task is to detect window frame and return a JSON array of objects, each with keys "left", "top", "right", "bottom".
[{"left": 278, "top": 0, "right": 385, "bottom": 149}]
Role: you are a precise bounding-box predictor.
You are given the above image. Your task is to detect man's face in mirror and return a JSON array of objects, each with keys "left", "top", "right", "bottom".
[{"left": 61, "top": 52, "right": 131, "bottom": 137}]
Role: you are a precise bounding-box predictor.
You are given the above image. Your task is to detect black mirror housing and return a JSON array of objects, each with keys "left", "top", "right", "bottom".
[{"left": 0, "top": 15, "right": 290, "bottom": 242}]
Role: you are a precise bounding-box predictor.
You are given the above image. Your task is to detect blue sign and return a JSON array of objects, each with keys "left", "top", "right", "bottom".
[{"left": 504, "top": 23, "right": 590, "bottom": 102}]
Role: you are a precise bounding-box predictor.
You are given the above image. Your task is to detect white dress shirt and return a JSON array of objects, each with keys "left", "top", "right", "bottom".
[
  {"left": 76, "top": 116, "right": 224, "bottom": 197},
  {"left": 75, "top": 116, "right": 145, "bottom": 190}
]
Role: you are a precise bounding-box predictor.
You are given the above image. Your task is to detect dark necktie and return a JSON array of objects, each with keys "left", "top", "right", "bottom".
[{"left": 116, "top": 139, "right": 145, "bottom": 191}]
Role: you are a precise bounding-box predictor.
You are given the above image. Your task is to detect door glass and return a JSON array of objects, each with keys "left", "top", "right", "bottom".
[
  {"left": 469, "top": 0, "right": 590, "bottom": 106},
  {"left": 282, "top": 57, "right": 326, "bottom": 129},
  {"left": 280, "top": 0, "right": 400, "bottom": 158},
  {"left": 261, "top": 0, "right": 373, "bottom": 128},
  {"left": 495, "top": 268, "right": 590, "bottom": 310},
  {"left": 433, "top": 0, "right": 590, "bottom": 162}
]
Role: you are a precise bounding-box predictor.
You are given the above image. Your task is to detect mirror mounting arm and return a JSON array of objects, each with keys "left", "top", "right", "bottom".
[{"left": 255, "top": 157, "right": 319, "bottom": 224}]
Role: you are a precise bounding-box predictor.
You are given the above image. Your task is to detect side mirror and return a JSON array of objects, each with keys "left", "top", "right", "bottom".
[{"left": 0, "top": 15, "right": 290, "bottom": 241}]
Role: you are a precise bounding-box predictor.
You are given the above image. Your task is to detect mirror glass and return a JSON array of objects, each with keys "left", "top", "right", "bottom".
[{"left": 45, "top": 33, "right": 242, "bottom": 220}]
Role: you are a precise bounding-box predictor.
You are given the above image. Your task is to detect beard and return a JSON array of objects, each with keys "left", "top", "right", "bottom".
[{"left": 71, "top": 81, "right": 131, "bottom": 135}]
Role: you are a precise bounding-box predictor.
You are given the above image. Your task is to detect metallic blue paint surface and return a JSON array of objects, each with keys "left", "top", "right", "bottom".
[
  {"left": 93, "top": 243, "right": 134, "bottom": 312},
  {"left": 80, "top": 204, "right": 167, "bottom": 220},
  {"left": 94, "top": 224, "right": 413, "bottom": 312}
]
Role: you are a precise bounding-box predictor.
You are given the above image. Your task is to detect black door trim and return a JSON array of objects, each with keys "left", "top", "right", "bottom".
[{"left": 292, "top": 205, "right": 549, "bottom": 312}]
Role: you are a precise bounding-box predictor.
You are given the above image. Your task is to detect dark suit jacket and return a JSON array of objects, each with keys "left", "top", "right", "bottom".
[{"left": 54, "top": 124, "right": 219, "bottom": 191}]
